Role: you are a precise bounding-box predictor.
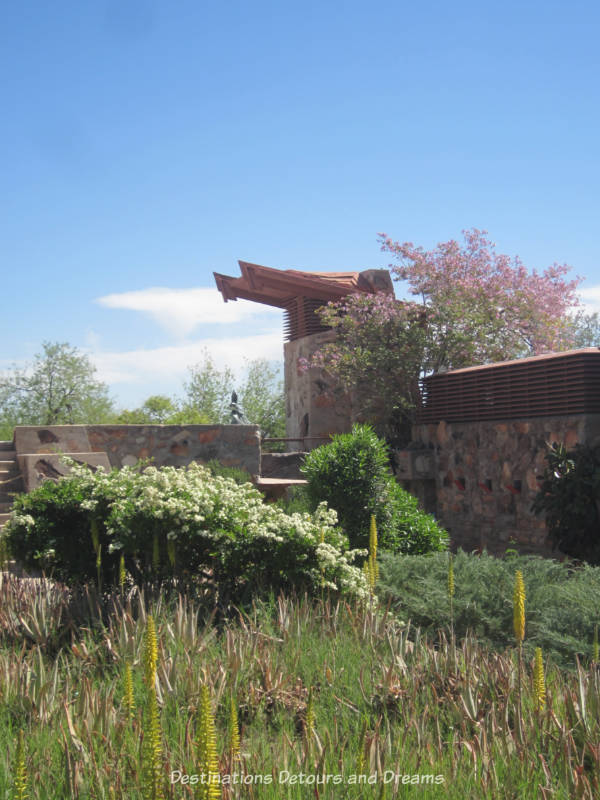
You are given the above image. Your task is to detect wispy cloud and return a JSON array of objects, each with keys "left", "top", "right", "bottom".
[
  {"left": 578, "top": 286, "right": 600, "bottom": 315},
  {"left": 90, "top": 332, "right": 284, "bottom": 389},
  {"left": 96, "top": 287, "right": 279, "bottom": 338}
]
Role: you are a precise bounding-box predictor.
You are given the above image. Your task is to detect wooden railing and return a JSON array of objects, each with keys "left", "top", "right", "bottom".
[{"left": 261, "top": 436, "right": 333, "bottom": 452}]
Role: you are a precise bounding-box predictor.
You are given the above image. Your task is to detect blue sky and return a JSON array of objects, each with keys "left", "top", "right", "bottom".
[{"left": 2, "top": 0, "right": 599, "bottom": 408}]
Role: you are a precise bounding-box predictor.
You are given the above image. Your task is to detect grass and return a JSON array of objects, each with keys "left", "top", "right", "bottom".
[{"left": 0, "top": 569, "right": 599, "bottom": 798}]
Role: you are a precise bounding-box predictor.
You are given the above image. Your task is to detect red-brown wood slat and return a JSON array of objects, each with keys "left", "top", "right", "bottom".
[{"left": 417, "top": 350, "right": 600, "bottom": 423}]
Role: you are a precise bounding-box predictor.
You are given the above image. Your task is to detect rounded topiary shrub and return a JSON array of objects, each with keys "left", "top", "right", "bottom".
[
  {"left": 5, "top": 461, "right": 368, "bottom": 603},
  {"left": 301, "top": 424, "right": 447, "bottom": 554}
]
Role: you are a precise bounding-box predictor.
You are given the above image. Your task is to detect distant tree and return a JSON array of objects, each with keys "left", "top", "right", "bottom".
[
  {"left": 115, "top": 395, "right": 183, "bottom": 424},
  {"left": 0, "top": 341, "right": 114, "bottom": 437},
  {"left": 567, "top": 310, "right": 600, "bottom": 348},
  {"left": 181, "top": 350, "right": 235, "bottom": 424},
  {"left": 181, "top": 350, "right": 285, "bottom": 437},
  {"left": 239, "top": 359, "right": 285, "bottom": 439}
]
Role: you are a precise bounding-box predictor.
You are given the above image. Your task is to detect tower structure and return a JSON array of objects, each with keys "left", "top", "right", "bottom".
[{"left": 214, "top": 261, "right": 394, "bottom": 446}]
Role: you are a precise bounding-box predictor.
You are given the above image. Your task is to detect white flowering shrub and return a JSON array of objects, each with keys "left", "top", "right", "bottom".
[{"left": 6, "top": 462, "right": 369, "bottom": 601}]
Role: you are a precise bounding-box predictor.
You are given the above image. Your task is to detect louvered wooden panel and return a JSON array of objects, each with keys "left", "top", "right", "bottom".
[
  {"left": 418, "top": 351, "right": 600, "bottom": 423},
  {"left": 283, "top": 297, "right": 331, "bottom": 341}
]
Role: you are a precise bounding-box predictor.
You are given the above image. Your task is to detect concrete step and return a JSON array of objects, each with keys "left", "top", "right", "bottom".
[
  {"left": 0, "top": 491, "right": 20, "bottom": 502},
  {"left": 0, "top": 477, "right": 24, "bottom": 490},
  {"left": 0, "top": 513, "right": 11, "bottom": 527},
  {"left": 0, "top": 481, "right": 24, "bottom": 493},
  {"left": 253, "top": 476, "right": 308, "bottom": 501},
  {"left": 0, "top": 456, "right": 17, "bottom": 465},
  {"left": 0, "top": 502, "right": 13, "bottom": 513},
  {"left": 260, "top": 451, "right": 307, "bottom": 480},
  {"left": 0, "top": 441, "right": 14, "bottom": 451}
]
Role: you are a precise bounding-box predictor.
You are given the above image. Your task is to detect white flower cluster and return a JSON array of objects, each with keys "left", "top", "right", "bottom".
[{"left": 7, "top": 460, "right": 370, "bottom": 599}]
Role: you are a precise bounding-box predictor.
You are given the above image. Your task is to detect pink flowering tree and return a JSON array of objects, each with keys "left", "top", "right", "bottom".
[{"left": 305, "top": 229, "right": 582, "bottom": 443}]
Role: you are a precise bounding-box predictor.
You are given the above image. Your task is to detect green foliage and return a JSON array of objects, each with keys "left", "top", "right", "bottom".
[
  {"left": 4, "top": 474, "right": 100, "bottom": 579},
  {"left": 5, "top": 462, "right": 368, "bottom": 603},
  {"left": 114, "top": 395, "right": 187, "bottom": 424},
  {"left": 1, "top": 589, "right": 598, "bottom": 798},
  {"left": 182, "top": 349, "right": 236, "bottom": 424},
  {"left": 273, "top": 485, "right": 312, "bottom": 515},
  {"left": 204, "top": 459, "right": 252, "bottom": 485},
  {"left": 377, "top": 549, "right": 600, "bottom": 668},
  {"left": 0, "top": 584, "right": 600, "bottom": 800},
  {"left": 532, "top": 442, "right": 600, "bottom": 564},
  {"left": 301, "top": 424, "right": 447, "bottom": 555},
  {"left": 387, "top": 480, "right": 449, "bottom": 555},
  {"left": 179, "top": 350, "right": 285, "bottom": 438},
  {"left": 238, "top": 358, "right": 285, "bottom": 440},
  {"left": 567, "top": 309, "right": 600, "bottom": 347},
  {"left": 0, "top": 341, "right": 114, "bottom": 429}
]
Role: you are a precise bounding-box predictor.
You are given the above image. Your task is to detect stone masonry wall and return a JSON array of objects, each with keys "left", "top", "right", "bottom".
[
  {"left": 411, "top": 414, "right": 600, "bottom": 557},
  {"left": 284, "top": 331, "right": 354, "bottom": 449},
  {"left": 14, "top": 424, "right": 261, "bottom": 476}
]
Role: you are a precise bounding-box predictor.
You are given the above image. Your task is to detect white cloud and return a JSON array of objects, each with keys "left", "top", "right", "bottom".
[
  {"left": 578, "top": 286, "right": 600, "bottom": 315},
  {"left": 96, "top": 287, "right": 280, "bottom": 338},
  {"left": 90, "top": 332, "right": 284, "bottom": 389}
]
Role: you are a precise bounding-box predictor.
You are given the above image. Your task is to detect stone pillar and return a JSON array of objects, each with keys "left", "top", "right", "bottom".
[{"left": 284, "top": 331, "right": 354, "bottom": 449}]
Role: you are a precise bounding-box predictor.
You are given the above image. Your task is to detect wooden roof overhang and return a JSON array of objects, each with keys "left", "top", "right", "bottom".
[{"left": 214, "top": 261, "right": 385, "bottom": 341}]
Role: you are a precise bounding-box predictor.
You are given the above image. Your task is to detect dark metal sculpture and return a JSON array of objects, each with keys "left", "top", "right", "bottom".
[{"left": 230, "top": 391, "right": 249, "bottom": 424}]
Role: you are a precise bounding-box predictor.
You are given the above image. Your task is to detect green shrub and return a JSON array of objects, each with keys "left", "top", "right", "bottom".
[
  {"left": 377, "top": 549, "right": 600, "bottom": 668},
  {"left": 204, "top": 458, "right": 253, "bottom": 485},
  {"left": 532, "top": 442, "right": 600, "bottom": 564},
  {"left": 273, "top": 485, "right": 312, "bottom": 515},
  {"left": 6, "top": 462, "right": 368, "bottom": 604},
  {"left": 300, "top": 424, "right": 447, "bottom": 554},
  {"left": 387, "top": 480, "right": 449, "bottom": 555}
]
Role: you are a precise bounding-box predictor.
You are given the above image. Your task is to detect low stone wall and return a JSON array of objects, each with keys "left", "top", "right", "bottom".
[
  {"left": 410, "top": 414, "right": 600, "bottom": 556},
  {"left": 18, "top": 453, "right": 112, "bottom": 491},
  {"left": 260, "top": 451, "right": 306, "bottom": 479},
  {"left": 14, "top": 424, "right": 261, "bottom": 478}
]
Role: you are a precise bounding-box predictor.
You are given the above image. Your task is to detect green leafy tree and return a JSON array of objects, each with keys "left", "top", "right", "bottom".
[
  {"left": 181, "top": 350, "right": 235, "bottom": 424},
  {"left": 567, "top": 310, "right": 600, "bottom": 348},
  {"left": 0, "top": 341, "right": 114, "bottom": 437},
  {"left": 115, "top": 395, "right": 184, "bottom": 424},
  {"left": 239, "top": 358, "right": 285, "bottom": 439},
  {"left": 181, "top": 351, "right": 285, "bottom": 436}
]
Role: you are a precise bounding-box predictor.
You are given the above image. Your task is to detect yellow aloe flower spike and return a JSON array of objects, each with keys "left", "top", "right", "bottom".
[
  {"left": 119, "top": 553, "right": 126, "bottom": 591},
  {"left": 141, "top": 682, "right": 164, "bottom": 800},
  {"left": 144, "top": 615, "right": 158, "bottom": 687},
  {"left": 448, "top": 554, "right": 455, "bottom": 598},
  {"left": 196, "top": 684, "right": 221, "bottom": 800},
  {"left": 124, "top": 661, "right": 135, "bottom": 720},
  {"left": 13, "top": 730, "right": 28, "bottom": 800},
  {"left": 513, "top": 570, "right": 526, "bottom": 645},
  {"left": 369, "top": 515, "right": 379, "bottom": 582},
  {"left": 533, "top": 647, "right": 546, "bottom": 711}
]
